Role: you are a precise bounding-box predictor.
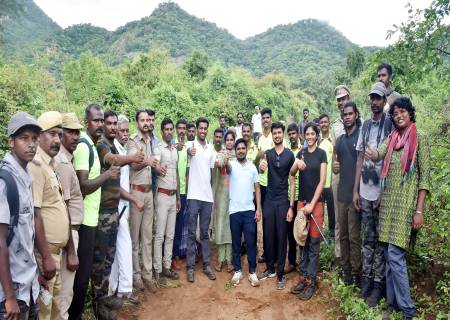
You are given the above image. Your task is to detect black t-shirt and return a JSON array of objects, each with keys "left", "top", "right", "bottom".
[
  {"left": 335, "top": 128, "right": 359, "bottom": 203},
  {"left": 97, "top": 138, "right": 121, "bottom": 210},
  {"left": 266, "top": 148, "right": 295, "bottom": 202},
  {"left": 297, "top": 147, "right": 327, "bottom": 203}
]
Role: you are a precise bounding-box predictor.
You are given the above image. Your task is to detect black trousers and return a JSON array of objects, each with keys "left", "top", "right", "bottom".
[
  {"left": 263, "top": 198, "right": 289, "bottom": 279},
  {"left": 259, "top": 185, "right": 267, "bottom": 257},
  {"left": 68, "top": 224, "right": 96, "bottom": 320},
  {"left": 323, "top": 187, "right": 336, "bottom": 235},
  {"left": 287, "top": 200, "right": 298, "bottom": 266}
]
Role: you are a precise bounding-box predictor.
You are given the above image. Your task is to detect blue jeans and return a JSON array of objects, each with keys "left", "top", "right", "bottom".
[
  {"left": 299, "top": 235, "right": 321, "bottom": 281},
  {"left": 0, "top": 299, "right": 39, "bottom": 320},
  {"left": 186, "top": 199, "right": 213, "bottom": 270},
  {"left": 230, "top": 211, "right": 257, "bottom": 273},
  {"left": 384, "top": 243, "right": 417, "bottom": 318},
  {"left": 173, "top": 195, "right": 187, "bottom": 258}
]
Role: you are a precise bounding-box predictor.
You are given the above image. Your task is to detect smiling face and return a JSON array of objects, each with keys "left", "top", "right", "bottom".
[
  {"left": 319, "top": 116, "right": 329, "bottom": 134},
  {"left": 235, "top": 141, "right": 247, "bottom": 161},
  {"left": 304, "top": 126, "right": 318, "bottom": 148},
  {"left": 225, "top": 133, "right": 235, "bottom": 150},
  {"left": 392, "top": 107, "right": 411, "bottom": 131},
  {"left": 242, "top": 125, "right": 252, "bottom": 142},
  {"left": 197, "top": 121, "right": 208, "bottom": 141},
  {"left": 271, "top": 127, "right": 284, "bottom": 146}
]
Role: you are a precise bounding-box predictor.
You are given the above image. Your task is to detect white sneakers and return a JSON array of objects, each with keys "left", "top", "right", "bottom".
[
  {"left": 231, "top": 271, "right": 243, "bottom": 285},
  {"left": 248, "top": 273, "right": 260, "bottom": 287},
  {"left": 231, "top": 271, "right": 260, "bottom": 287}
]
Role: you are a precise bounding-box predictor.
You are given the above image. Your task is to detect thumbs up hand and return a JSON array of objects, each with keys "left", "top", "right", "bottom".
[
  {"left": 108, "top": 160, "right": 120, "bottom": 179},
  {"left": 259, "top": 153, "right": 268, "bottom": 172},
  {"left": 298, "top": 154, "right": 306, "bottom": 171},
  {"left": 189, "top": 143, "right": 197, "bottom": 156}
]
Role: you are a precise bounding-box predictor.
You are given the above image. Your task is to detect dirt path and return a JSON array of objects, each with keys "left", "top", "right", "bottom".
[{"left": 119, "top": 258, "right": 328, "bottom": 320}]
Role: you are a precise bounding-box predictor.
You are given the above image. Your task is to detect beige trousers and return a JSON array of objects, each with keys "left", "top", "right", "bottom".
[
  {"left": 59, "top": 230, "right": 79, "bottom": 320},
  {"left": 38, "top": 251, "right": 62, "bottom": 320},
  {"left": 153, "top": 193, "right": 177, "bottom": 273},
  {"left": 130, "top": 189, "right": 154, "bottom": 281}
]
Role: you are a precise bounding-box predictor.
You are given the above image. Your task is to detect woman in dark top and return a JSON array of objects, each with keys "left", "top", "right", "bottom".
[{"left": 289, "top": 122, "right": 327, "bottom": 301}]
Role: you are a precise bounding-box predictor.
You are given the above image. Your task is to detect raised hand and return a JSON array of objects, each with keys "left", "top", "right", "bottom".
[
  {"left": 259, "top": 154, "right": 268, "bottom": 172},
  {"left": 133, "top": 147, "right": 145, "bottom": 164},
  {"left": 108, "top": 161, "right": 120, "bottom": 179},
  {"left": 189, "top": 143, "right": 197, "bottom": 156},
  {"left": 297, "top": 155, "right": 307, "bottom": 171}
]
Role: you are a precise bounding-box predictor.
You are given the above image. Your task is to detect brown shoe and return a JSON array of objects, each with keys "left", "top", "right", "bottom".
[
  {"left": 143, "top": 278, "right": 157, "bottom": 294},
  {"left": 285, "top": 264, "right": 296, "bottom": 274},
  {"left": 215, "top": 261, "right": 223, "bottom": 272}
]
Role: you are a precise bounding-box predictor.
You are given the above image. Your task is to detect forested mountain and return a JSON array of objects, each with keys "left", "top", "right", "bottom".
[{"left": 1, "top": 1, "right": 360, "bottom": 88}]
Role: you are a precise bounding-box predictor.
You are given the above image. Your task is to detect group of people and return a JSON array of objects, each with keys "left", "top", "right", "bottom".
[{"left": 0, "top": 63, "right": 430, "bottom": 320}]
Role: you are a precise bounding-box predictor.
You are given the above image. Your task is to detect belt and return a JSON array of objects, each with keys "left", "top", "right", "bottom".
[
  {"left": 131, "top": 184, "right": 152, "bottom": 193},
  {"left": 157, "top": 187, "right": 177, "bottom": 196},
  {"left": 47, "top": 243, "right": 62, "bottom": 255}
]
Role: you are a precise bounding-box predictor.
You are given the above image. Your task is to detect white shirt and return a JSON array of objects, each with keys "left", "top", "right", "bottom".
[
  {"left": 234, "top": 124, "right": 243, "bottom": 139},
  {"left": 252, "top": 113, "right": 262, "bottom": 133},
  {"left": 187, "top": 140, "right": 216, "bottom": 202},
  {"left": 229, "top": 159, "right": 259, "bottom": 214},
  {"left": 114, "top": 139, "right": 130, "bottom": 214}
]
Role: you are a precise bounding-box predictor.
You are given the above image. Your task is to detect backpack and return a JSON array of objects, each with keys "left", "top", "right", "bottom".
[
  {"left": 0, "top": 162, "right": 20, "bottom": 246},
  {"left": 78, "top": 137, "right": 94, "bottom": 172}
]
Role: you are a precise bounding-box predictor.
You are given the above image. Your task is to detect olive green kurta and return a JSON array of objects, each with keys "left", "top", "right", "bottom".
[{"left": 378, "top": 132, "right": 431, "bottom": 250}]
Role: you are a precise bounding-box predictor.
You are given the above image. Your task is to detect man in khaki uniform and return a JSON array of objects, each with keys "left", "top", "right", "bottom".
[
  {"left": 54, "top": 113, "right": 83, "bottom": 320},
  {"left": 127, "top": 110, "right": 159, "bottom": 292},
  {"left": 153, "top": 118, "right": 180, "bottom": 285},
  {"left": 28, "top": 111, "right": 75, "bottom": 320}
]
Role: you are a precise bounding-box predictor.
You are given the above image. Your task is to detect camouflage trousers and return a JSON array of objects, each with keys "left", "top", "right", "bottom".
[
  {"left": 360, "top": 197, "right": 385, "bottom": 283},
  {"left": 91, "top": 209, "right": 119, "bottom": 300}
]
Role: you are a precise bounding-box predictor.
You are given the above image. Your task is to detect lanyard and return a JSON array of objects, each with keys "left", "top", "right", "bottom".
[{"left": 365, "top": 113, "right": 385, "bottom": 148}]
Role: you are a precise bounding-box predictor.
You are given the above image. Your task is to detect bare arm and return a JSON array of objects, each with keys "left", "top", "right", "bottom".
[
  {"left": 289, "top": 174, "right": 296, "bottom": 208},
  {"left": 254, "top": 182, "right": 262, "bottom": 222},
  {"left": 290, "top": 159, "right": 299, "bottom": 176},
  {"left": 353, "top": 152, "right": 364, "bottom": 211},
  {"left": 64, "top": 212, "right": 78, "bottom": 272},
  {"left": 76, "top": 170, "right": 111, "bottom": 196}
]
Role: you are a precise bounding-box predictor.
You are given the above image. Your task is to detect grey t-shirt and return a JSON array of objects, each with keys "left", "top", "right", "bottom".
[
  {"left": 356, "top": 114, "right": 392, "bottom": 201},
  {"left": 0, "top": 153, "right": 39, "bottom": 306}
]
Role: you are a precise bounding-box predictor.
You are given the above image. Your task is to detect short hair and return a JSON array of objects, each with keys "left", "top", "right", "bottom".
[
  {"left": 161, "top": 117, "right": 174, "bottom": 131},
  {"left": 186, "top": 122, "right": 195, "bottom": 130},
  {"left": 196, "top": 117, "right": 209, "bottom": 128},
  {"left": 214, "top": 128, "right": 224, "bottom": 136},
  {"left": 225, "top": 130, "right": 236, "bottom": 141},
  {"left": 219, "top": 114, "right": 226, "bottom": 120},
  {"left": 377, "top": 63, "right": 393, "bottom": 76},
  {"left": 389, "top": 97, "right": 416, "bottom": 125},
  {"left": 287, "top": 123, "right": 299, "bottom": 133},
  {"left": 319, "top": 113, "right": 329, "bottom": 121},
  {"left": 85, "top": 104, "right": 102, "bottom": 120},
  {"left": 261, "top": 107, "right": 272, "bottom": 117},
  {"left": 242, "top": 122, "right": 252, "bottom": 131},
  {"left": 135, "top": 109, "right": 155, "bottom": 122},
  {"left": 117, "top": 114, "right": 129, "bottom": 124},
  {"left": 303, "top": 108, "right": 309, "bottom": 113},
  {"left": 104, "top": 110, "right": 118, "bottom": 121},
  {"left": 234, "top": 138, "right": 247, "bottom": 150},
  {"left": 176, "top": 118, "right": 187, "bottom": 128},
  {"left": 237, "top": 112, "right": 244, "bottom": 117},
  {"left": 343, "top": 101, "right": 362, "bottom": 127},
  {"left": 303, "top": 122, "right": 319, "bottom": 136},
  {"left": 271, "top": 121, "right": 285, "bottom": 132}
]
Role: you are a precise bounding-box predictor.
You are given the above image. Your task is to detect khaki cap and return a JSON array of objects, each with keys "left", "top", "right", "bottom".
[
  {"left": 8, "top": 112, "right": 42, "bottom": 137},
  {"left": 335, "top": 85, "right": 351, "bottom": 99},
  {"left": 38, "top": 111, "right": 63, "bottom": 131},
  {"left": 294, "top": 209, "right": 309, "bottom": 246},
  {"left": 62, "top": 112, "right": 83, "bottom": 130}
]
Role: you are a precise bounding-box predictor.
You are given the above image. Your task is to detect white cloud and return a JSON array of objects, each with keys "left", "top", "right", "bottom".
[{"left": 33, "top": 0, "right": 434, "bottom": 46}]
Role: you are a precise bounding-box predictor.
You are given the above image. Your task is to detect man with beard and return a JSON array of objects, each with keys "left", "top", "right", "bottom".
[
  {"left": 258, "top": 122, "right": 295, "bottom": 290},
  {"left": 127, "top": 110, "right": 159, "bottom": 294},
  {"left": 333, "top": 102, "right": 362, "bottom": 286},
  {"left": 242, "top": 123, "right": 257, "bottom": 163},
  {"left": 234, "top": 112, "right": 244, "bottom": 139},
  {"left": 298, "top": 108, "right": 311, "bottom": 142},
  {"left": 55, "top": 113, "right": 84, "bottom": 319},
  {"left": 172, "top": 119, "right": 189, "bottom": 270},
  {"left": 28, "top": 111, "right": 74, "bottom": 320},
  {"left": 186, "top": 123, "right": 196, "bottom": 142},
  {"left": 331, "top": 85, "right": 351, "bottom": 265},
  {"left": 69, "top": 104, "right": 119, "bottom": 320},
  {"left": 377, "top": 63, "right": 401, "bottom": 112},
  {"left": 186, "top": 117, "right": 216, "bottom": 283},
  {"left": 213, "top": 128, "right": 224, "bottom": 154},
  {"left": 93, "top": 111, "right": 143, "bottom": 317},
  {"left": 109, "top": 115, "right": 143, "bottom": 305},
  {"left": 0, "top": 112, "right": 52, "bottom": 320},
  {"left": 354, "top": 82, "right": 392, "bottom": 306}
]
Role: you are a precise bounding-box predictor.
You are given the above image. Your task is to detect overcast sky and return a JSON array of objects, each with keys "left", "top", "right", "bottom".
[{"left": 33, "top": 0, "right": 433, "bottom": 47}]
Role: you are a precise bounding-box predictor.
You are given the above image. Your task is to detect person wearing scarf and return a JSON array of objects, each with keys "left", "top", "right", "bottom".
[{"left": 366, "top": 97, "right": 431, "bottom": 320}]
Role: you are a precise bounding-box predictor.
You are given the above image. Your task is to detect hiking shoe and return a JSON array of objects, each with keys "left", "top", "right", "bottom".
[
  {"left": 231, "top": 271, "right": 243, "bottom": 285},
  {"left": 366, "top": 282, "right": 384, "bottom": 307},
  {"left": 297, "top": 278, "right": 316, "bottom": 300},
  {"left": 143, "top": 278, "right": 157, "bottom": 294},
  {"left": 248, "top": 273, "right": 260, "bottom": 287},
  {"left": 257, "top": 269, "right": 276, "bottom": 280},
  {"left": 155, "top": 273, "right": 167, "bottom": 286},
  {"left": 358, "top": 276, "right": 372, "bottom": 299},
  {"left": 277, "top": 276, "right": 286, "bottom": 290},
  {"left": 203, "top": 266, "right": 216, "bottom": 280},
  {"left": 187, "top": 269, "right": 195, "bottom": 283},
  {"left": 162, "top": 267, "right": 179, "bottom": 280},
  {"left": 290, "top": 275, "right": 307, "bottom": 295}
]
